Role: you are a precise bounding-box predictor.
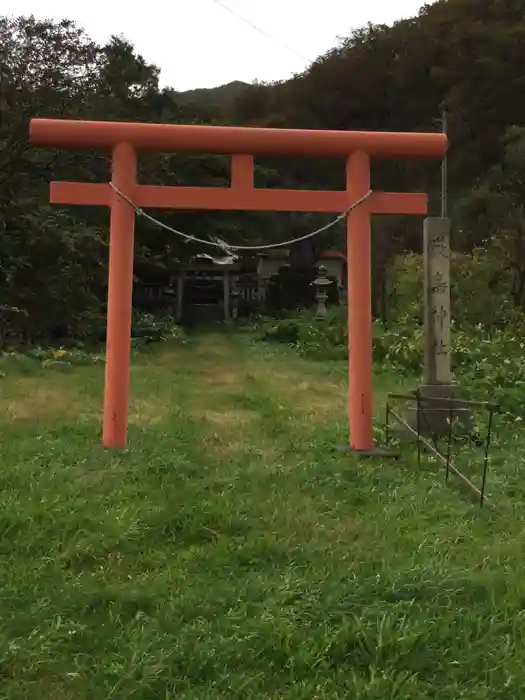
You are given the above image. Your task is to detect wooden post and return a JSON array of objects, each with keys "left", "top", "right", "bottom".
[
  {"left": 102, "top": 142, "right": 137, "bottom": 450},
  {"left": 176, "top": 273, "right": 184, "bottom": 323},
  {"left": 223, "top": 269, "right": 231, "bottom": 322}
]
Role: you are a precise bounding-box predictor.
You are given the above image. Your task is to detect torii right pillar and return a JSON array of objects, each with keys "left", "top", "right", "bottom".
[{"left": 346, "top": 150, "right": 376, "bottom": 454}]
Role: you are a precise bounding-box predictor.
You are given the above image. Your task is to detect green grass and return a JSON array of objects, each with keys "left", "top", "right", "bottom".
[{"left": 1, "top": 331, "right": 525, "bottom": 699}]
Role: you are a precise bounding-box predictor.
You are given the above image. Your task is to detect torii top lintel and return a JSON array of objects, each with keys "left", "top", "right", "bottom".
[{"left": 29, "top": 118, "right": 448, "bottom": 159}]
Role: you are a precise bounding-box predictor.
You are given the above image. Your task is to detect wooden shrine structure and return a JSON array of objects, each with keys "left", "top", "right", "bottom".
[{"left": 29, "top": 118, "right": 447, "bottom": 454}]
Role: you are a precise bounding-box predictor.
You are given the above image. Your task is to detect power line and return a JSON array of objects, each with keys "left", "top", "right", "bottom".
[{"left": 211, "top": 0, "right": 313, "bottom": 64}]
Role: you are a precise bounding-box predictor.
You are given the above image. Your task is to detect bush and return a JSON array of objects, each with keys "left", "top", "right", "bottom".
[
  {"left": 257, "top": 307, "right": 348, "bottom": 360},
  {"left": 0, "top": 311, "right": 187, "bottom": 377},
  {"left": 257, "top": 307, "right": 525, "bottom": 421},
  {"left": 387, "top": 249, "right": 517, "bottom": 329},
  {"left": 131, "top": 311, "right": 185, "bottom": 345},
  {"left": 376, "top": 317, "right": 525, "bottom": 419},
  {"left": 253, "top": 244, "right": 525, "bottom": 421}
]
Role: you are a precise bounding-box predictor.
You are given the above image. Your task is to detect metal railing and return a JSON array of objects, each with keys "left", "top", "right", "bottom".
[{"left": 385, "top": 391, "right": 499, "bottom": 508}]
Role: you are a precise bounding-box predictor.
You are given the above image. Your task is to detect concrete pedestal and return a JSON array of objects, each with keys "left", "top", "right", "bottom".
[{"left": 404, "top": 383, "right": 473, "bottom": 437}]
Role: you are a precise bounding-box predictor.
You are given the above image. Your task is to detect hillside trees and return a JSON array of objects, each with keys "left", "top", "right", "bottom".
[
  {"left": 228, "top": 0, "right": 525, "bottom": 317},
  {"left": 0, "top": 15, "right": 255, "bottom": 344},
  {"left": 0, "top": 16, "right": 109, "bottom": 343},
  {"left": 455, "top": 126, "right": 525, "bottom": 310},
  {"left": 1, "top": 0, "right": 525, "bottom": 344}
]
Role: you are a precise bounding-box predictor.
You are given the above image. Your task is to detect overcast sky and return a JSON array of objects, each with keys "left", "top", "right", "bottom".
[{"left": 8, "top": 0, "right": 434, "bottom": 91}]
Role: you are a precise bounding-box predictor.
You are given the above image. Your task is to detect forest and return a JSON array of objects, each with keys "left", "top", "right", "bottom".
[{"left": 1, "top": 0, "right": 525, "bottom": 344}]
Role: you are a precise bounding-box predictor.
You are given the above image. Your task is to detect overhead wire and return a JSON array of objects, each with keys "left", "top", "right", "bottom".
[
  {"left": 211, "top": 0, "right": 313, "bottom": 64},
  {"left": 127, "top": 3, "right": 336, "bottom": 254}
]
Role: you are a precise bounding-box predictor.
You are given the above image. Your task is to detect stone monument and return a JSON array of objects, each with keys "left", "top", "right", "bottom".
[
  {"left": 424, "top": 217, "right": 452, "bottom": 387},
  {"left": 408, "top": 217, "right": 471, "bottom": 436}
]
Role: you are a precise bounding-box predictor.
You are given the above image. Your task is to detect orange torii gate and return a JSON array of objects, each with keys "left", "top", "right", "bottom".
[{"left": 29, "top": 118, "right": 447, "bottom": 453}]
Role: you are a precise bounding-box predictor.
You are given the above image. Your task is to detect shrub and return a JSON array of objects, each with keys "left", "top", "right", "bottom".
[
  {"left": 387, "top": 250, "right": 516, "bottom": 329},
  {"left": 258, "top": 308, "right": 525, "bottom": 421},
  {"left": 131, "top": 311, "right": 185, "bottom": 344},
  {"left": 257, "top": 307, "right": 348, "bottom": 360}
]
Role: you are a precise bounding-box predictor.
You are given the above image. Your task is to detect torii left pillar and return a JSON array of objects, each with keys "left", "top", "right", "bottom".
[{"left": 104, "top": 142, "right": 137, "bottom": 449}]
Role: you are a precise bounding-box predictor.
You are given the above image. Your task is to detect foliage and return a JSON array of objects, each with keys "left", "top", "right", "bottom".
[
  {"left": 374, "top": 317, "right": 525, "bottom": 420},
  {"left": 454, "top": 125, "right": 525, "bottom": 308},
  {"left": 131, "top": 311, "right": 186, "bottom": 345},
  {"left": 258, "top": 307, "right": 348, "bottom": 360},
  {"left": 380, "top": 242, "right": 525, "bottom": 422},
  {"left": 386, "top": 250, "right": 517, "bottom": 329},
  {"left": 258, "top": 298, "right": 525, "bottom": 422},
  {"left": 3, "top": 2, "right": 525, "bottom": 345},
  {"left": 0, "top": 311, "right": 185, "bottom": 379},
  {"left": 0, "top": 15, "right": 273, "bottom": 345}
]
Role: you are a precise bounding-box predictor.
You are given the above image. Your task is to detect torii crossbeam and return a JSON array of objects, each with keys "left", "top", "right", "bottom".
[{"left": 30, "top": 118, "right": 447, "bottom": 452}]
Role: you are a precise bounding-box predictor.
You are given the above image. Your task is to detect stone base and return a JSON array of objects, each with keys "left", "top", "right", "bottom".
[
  {"left": 333, "top": 445, "right": 400, "bottom": 459},
  {"left": 401, "top": 383, "right": 474, "bottom": 438}
]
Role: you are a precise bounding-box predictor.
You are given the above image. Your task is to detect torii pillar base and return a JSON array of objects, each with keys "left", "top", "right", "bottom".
[{"left": 333, "top": 445, "right": 400, "bottom": 459}]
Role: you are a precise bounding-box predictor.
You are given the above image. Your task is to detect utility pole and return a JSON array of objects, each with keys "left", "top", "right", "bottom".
[
  {"left": 440, "top": 107, "right": 448, "bottom": 218},
  {"left": 432, "top": 107, "right": 448, "bottom": 217}
]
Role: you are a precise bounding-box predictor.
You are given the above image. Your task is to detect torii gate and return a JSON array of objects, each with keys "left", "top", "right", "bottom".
[{"left": 29, "top": 118, "right": 447, "bottom": 452}]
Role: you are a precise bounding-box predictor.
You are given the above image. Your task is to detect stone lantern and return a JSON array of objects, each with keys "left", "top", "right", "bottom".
[{"left": 312, "top": 265, "right": 333, "bottom": 320}]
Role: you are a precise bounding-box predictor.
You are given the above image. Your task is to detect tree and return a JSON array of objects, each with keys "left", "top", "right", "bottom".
[
  {"left": 3, "top": 0, "right": 525, "bottom": 344},
  {"left": 0, "top": 15, "right": 109, "bottom": 343},
  {"left": 456, "top": 125, "right": 525, "bottom": 309}
]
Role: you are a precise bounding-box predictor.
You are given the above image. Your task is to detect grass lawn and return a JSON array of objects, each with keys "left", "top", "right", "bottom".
[{"left": 1, "top": 330, "right": 524, "bottom": 699}]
